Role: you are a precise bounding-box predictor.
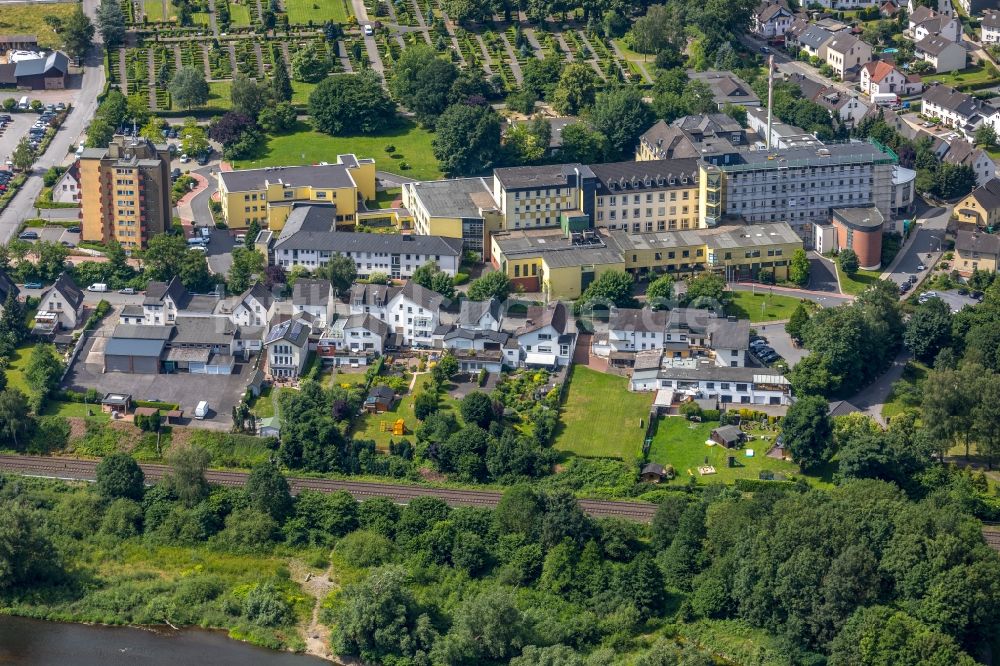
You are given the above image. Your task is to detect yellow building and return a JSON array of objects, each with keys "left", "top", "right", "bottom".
[
  {"left": 490, "top": 229, "right": 626, "bottom": 300},
  {"left": 590, "top": 159, "right": 702, "bottom": 233},
  {"left": 490, "top": 222, "right": 803, "bottom": 299},
  {"left": 401, "top": 177, "right": 504, "bottom": 258},
  {"left": 217, "top": 154, "right": 376, "bottom": 230},
  {"left": 955, "top": 178, "right": 1000, "bottom": 231},
  {"left": 79, "top": 135, "right": 172, "bottom": 250},
  {"left": 954, "top": 230, "right": 1000, "bottom": 275},
  {"left": 491, "top": 164, "right": 596, "bottom": 231}
]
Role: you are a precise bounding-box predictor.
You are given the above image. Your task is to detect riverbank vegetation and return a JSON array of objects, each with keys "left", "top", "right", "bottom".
[{"left": 3, "top": 438, "right": 1000, "bottom": 664}]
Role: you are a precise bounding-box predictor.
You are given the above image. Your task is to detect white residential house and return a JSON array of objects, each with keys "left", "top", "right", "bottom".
[
  {"left": 348, "top": 282, "right": 393, "bottom": 320},
  {"left": 52, "top": 161, "right": 80, "bottom": 204},
  {"left": 823, "top": 33, "right": 872, "bottom": 81},
  {"left": 860, "top": 61, "right": 923, "bottom": 97},
  {"left": 921, "top": 84, "right": 987, "bottom": 134},
  {"left": 983, "top": 10, "right": 1000, "bottom": 43},
  {"left": 630, "top": 360, "right": 793, "bottom": 407},
  {"left": 263, "top": 316, "right": 311, "bottom": 378},
  {"left": 385, "top": 281, "right": 445, "bottom": 347},
  {"left": 36, "top": 272, "right": 84, "bottom": 331},
  {"left": 292, "top": 279, "right": 335, "bottom": 330},
  {"left": 794, "top": 24, "right": 835, "bottom": 58},
  {"left": 908, "top": 0, "right": 952, "bottom": 17},
  {"left": 915, "top": 34, "right": 966, "bottom": 73},
  {"left": 142, "top": 277, "right": 187, "bottom": 325},
  {"left": 753, "top": 0, "right": 795, "bottom": 39},
  {"left": 942, "top": 140, "right": 997, "bottom": 186},
  {"left": 909, "top": 6, "right": 962, "bottom": 42},
  {"left": 456, "top": 298, "right": 502, "bottom": 332},
  {"left": 813, "top": 88, "right": 870, "bottom": 126},
  {"left": 512, "top": 301, "right": 576, "bottom": 368},
  {"left": 317, "top": 313, "right": 390, "bottom": 365},
  {"left": 228, "top": 282, "right": 276, "bottom": 328},
  {"left": 606, "top": 308, "right": 667, "bottom": 354}
]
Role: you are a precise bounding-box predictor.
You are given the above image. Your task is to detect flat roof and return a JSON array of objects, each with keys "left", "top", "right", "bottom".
[
  {"left": 407, "top": 177, "right": 498, "bottom": 219},
  {"left": 493, "top": 163, "right": 595, "bottom": 190},
  {"left": 610, "top": 222, "right": 801, "bottom": 252},
  {"left": 219, "top": 161, "right": 361, "bottom": 192},
  {"left": 493, "top": 229, "right": 625, "bottom": 268}
]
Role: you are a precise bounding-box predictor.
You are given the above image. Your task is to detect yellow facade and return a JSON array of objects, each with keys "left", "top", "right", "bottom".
[
  {"left": 955, "top": 248, "right": 998, "bottom": 274},
  {"left": 955, "top": 191, "right": 1000, "bottom": 231},
  {"left": 79, "top": 158, "right": 104, "bottom": 244},
  {"left": 218, "top": 155, "right": 376, "bottom": 230},
  {"left": 594, "top": 183, "right": 701, "bottom": 233},
  {"left": 540, "top": 260, "right": 627, "bottom": 300}
]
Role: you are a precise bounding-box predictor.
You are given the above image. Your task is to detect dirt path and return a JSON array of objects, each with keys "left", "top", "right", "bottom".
[{"left": 289, "top": 560, "right": 338, "bottom": 662}]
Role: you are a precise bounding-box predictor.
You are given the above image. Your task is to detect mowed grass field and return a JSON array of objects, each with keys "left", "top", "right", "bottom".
[
  {"left": 647, "top": 417, "right": 800, "bottom": 485},
  {"left": 726, "top": 291, "right": 804, "bottom": 323},
  {"left": 284, "top": 0, "right": 352, "bottom": 24},
  {"left": 143, "top": 0, "right": 164, "bottom": 21},
  {"left": 228, "top": 0, "right": 252, "bottom": 24},
  {"left": 554, "top": 366, "right": 652, "bottom": 459},
  {"left": 835, "top": 262, "right": 883, "bottom": 295},
  {"left": 0, "top": 3, "right": 78, "bottom": 49},
  {"left": 246, "top": 120, "right": 442, "bottom": 181},
  {"left": 351, "top": 374, "right": 461, "bottom": 451}
]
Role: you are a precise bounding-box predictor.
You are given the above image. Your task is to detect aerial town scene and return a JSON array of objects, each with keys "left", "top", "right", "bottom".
[{"left": 0, "top": 0, "right": 999, "bottom": 662}]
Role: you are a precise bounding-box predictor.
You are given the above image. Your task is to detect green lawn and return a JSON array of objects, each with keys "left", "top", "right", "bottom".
[
  {"left": 4, "top": 345, "right": 31, "bottom": 393},
  {"left": 229, "top": 1, "right": 252, "bottom": 24},
  {"left": 41, "top": 401, "right": 110, "bottom": 421},
  {"left": 926, "top": 64, "right": 1000, "bottom": 89},
  {"left": 881, "top": 360, "right": 927, "bottom": 421},
  {"left": 554, "top": 366, "right": 652, "bottom": 459},
  {"left": 284, "top": 0, "right": 352, "bottom": 24},
  {"left": 172, "top": 81, "right": 231, "bottom": 113},
  {"left": 291, "top": 80, "right": 317, "bottom": 106},
  {"left": 191, "top": 11, "right": 211, "bottom": 25},
  {"left": 835, "top": 262, "right": 883, "bottom": 296},
  {"left": 647, "top": 417, "right": 801, "bottom": 485},
  {"left": 370, "top": 187, "right": 401, "bottom": 209},
  {"left": 143, "top": 0, "right": 164, "bottom": 21},
  {"left": 726, "top": 291, "right": 804, "bottom": 323},
  {"left": 351, "top": 373, "right": 458, "bottom": 451},
  {"left": 244, "top": 120, "right": 442, "bottom": 181},
  {"left": 0, "top": 3, "right": 78, "bottom": 49}
]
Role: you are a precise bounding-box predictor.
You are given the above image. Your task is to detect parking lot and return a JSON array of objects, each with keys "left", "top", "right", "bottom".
[
  {"left": 0, "top": 113, "right": 33, "bottom": 164},
  {"left": 917, "top": 288, "right": 980, "bottom": 314},
  {"left": 18, "top": 223, "right": 80, "bottom": 246},
  {"left": 63, "top": 317, "right": 255, "bottom": 430}
]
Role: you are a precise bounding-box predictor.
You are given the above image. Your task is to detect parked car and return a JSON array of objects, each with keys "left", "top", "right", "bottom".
[
  {"left": 971, "top": 290, "right": 984, "bottom": 300},
  {"left": 179, "top": 154, "right": 190, "bottom": 163},
  {"left": 22, "top": 281, "right": 42, "bottom": 289},
  {"left": 119, "top": 287, "right": 136, "bottom": 294},
  {"left": 171, "top": 167, "right": 181, "bottom": 179},
  {"left": 18, "top": 231, "right": 38, "bottom": 240},
  {"left": 60, "top": 240, "right": 75, "bottom": 248},
  {"left": 363, "top": 24, "right": 374, "bottom": 35},
  {"left": 190, "top": 245, "right": 208, "bottom": 252},
  {"left": 87, "top": 283, "right": 109, "bottom": 292},
  {"left": 917, "top": 264, "right": 927, "bottom": 271},
  {"left": 899, "top": 282, "right": 910, "bottom": 294},
  {"left": 67, "top": 226, "right": 80, "bottom": 233},
  {"left": 957, "top": 287, "right": 969, "bottom": 295}
]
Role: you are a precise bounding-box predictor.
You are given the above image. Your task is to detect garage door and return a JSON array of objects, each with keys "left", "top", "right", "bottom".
[
  {"left": 189, "top": 362, "right": 206, "bottom": 373},
  {"left": 104, "top": 355, "right": 133, "bottom": 373},
  {"left": 131, "top": 356, "right": 159, "bottom": 374}
]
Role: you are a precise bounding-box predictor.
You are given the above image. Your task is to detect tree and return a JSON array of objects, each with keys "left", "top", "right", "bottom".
[
  {"left": 230, "top": 72, "right": 268, "bottom": 119},
  {"left": 904, "top": 297, "right": 952, "bottom": 363},
  {"left": 139, "top": 117, "right": 165, "bottom": 143},
  {"left": 786, "top": 302, "right": 811, "bottom": 343},
  {"left": 165, "top": 446, "right": 211, "bottom": 506},
  {"left": 270, "top": 51, "right": 293, "bottom": 102},
  {"left": 975, "top": 124, "right": 997, "bottom": 148},
  {"left": 432, "top": 103, "right": 503, "bottom": 176},
  {"left": 11, "top": 138, "right": 34, "bottom": 172},
  {"left": 0, "top": 501, "right": 60, "bottom": 591},
  {"left": 413, "top": 391, "right": 439, "bottom": 420},
  {"left": 460, "top": 391, "right": 495, "bottom": 428},
  {"left": 789, "top": 248, "right": 810, "bottom": 287},
  {"left": 390, "top": 45, "right": 459, "bottom": 126},
  {"left": 292, "top": 42, "right": 330, "bottom": 83},
  {"left": 316, "top": 254, "right": 356, "bottom": 294},
  {"left": 245, "top": 221, "right": 261, "bottom": 251},
  {"left": 309, "top": 72, "right": 397, "bottom": 135},
  {"left": 589, "top": 87, "right": 654, "bottom": 160},
  {"left": 411, "top": 261, "right": 454, "bottom": 299},
  {"left": 96, "top": 452, "right": 145, "bottom": 501},
  {"left": 932, "top": 162, "right": 976, "bottom": 199},
  {"left": 170, "top": 66, "right": 210, "bottom": 110},
  {"left": 467, "top": 271, "right": 511, "bottom": 302},
  {"left": 60, "top": 5, "right": 95, "bottom": 60},
  {"left": 684, "top": 272, "right": 729, "bottom": 307},
  {"left": 24, "top": 343, "right": 64, "bottom": 412},
  {"left": 838, "top": 249, "right": 859, "bottom": 276},
  {"left": 558, "top": 122, "right": 607, "bottom": 164},
  {"left": 180, "top": 120, "right": 209, "bottom": 157},
  {"left": 432, "top": 589, "right": 525, "bottom": 663},
  {"left": 575, "top": 270, "right": 637, "bottom": 315},
  {"left": 628, "top": 5, "right": 683, "bottom": 55},
  {"left": 552, "top": 63, "right": 599, "bottom": 115},
  {"left": 227, "top": 247, "right": 264, "bottom": 294},
  {"left": 97, "top": 0, "right": 125, "bottom": 49},
  {"left": 781, "top": 394, "right": 834, "bottom": 471},
  {"left": 646, "top": 274, "right": 674, "bottom": 308},
  {"left": 0, "top": 390, "right": 34, "bottom": 450},
  {"left": 258, "top": 102, "right": 297, "bottom": 133},
  {"left": 208, "top": 111, "right": 259, "bottom": 156},
  {"left": 504, "top": 123, "right": 547, "bottom": 165},
  {"left": 245, "top": 460, "right": 293, "bottom": 521},
  {"left": 332, "top": 567, "right": 434, "bottom": 662}
]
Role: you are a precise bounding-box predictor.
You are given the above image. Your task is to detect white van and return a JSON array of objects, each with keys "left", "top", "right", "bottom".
[
  {"left": 87, "top": 282, "right": 108, "bottom": 292},
  {"left": 187, "top": 236, "right": 208, "bottom": 246},
  {"left": 199, "top": 226, "right": 211, "bottom": 239},
  {"left": 17, "top": 96, "right": 28, "bottom": 110},
  {"left": 194, "top": 401, "right": 209, "bottom": 419}
]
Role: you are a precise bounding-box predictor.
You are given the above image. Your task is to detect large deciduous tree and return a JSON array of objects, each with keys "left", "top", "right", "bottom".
[
  {"left": 781, "top": 394, "right": 834, "bottom": 471},
  {"left": 432, "top": 103, "right": 503, "bottom": 176},
  {"left": 309, "top": 72, "right": 396, "bottom": 136}
]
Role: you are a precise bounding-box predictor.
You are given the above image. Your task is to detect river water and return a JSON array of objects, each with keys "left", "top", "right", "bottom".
[{"left": 0, "top": 615, "right": 331, "bottom": 665}]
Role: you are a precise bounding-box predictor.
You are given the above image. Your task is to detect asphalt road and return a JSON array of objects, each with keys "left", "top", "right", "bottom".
[
  {"left": 0, "top": 454, "right": 659, "bottom": 522},
  {"left": 0, "top": 0, "right": 105, "bottom": 243},
  {"left": 883, "top": 203, "right": 951, "bottom": 286}
]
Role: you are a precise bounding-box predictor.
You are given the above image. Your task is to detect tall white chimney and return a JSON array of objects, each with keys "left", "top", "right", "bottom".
[{"left": 766, "top": 55, "right": 774, "bottom": 151}]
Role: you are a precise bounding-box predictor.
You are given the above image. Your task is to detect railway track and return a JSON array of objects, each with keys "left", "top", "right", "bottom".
[{"left": 0, "top": 455, "right": 659, "bottom": 522}]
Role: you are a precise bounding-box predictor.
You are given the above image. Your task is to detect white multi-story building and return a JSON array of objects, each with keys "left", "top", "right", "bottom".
[
  {"left": 915, "top": 34, "right": 966, "bottom": 73},
  {"left": 317, "top": 313, "right": 390, "bottom": 366},
  {"left": 228, "top": 283, "right": 276, "bottom": 329},
  {"left": 269, "top": 204, "right": 463, "bottom": 279},
  {"left": 860, "top": 61, "right": 923, "bottom": 97},
  {"left": 263, "top": 316, "right": 311, "bottom": 378},
  {"left": 921, "top": 83, "right": 988, "bottom": 134},
  {"left": 511, "top": 301, "right": 576, "bottom": 367},
  {"left": 909, "top": 6, "right": 962, "bottom": 42},
  {"left": 753, "top": 0, "right": 795, "bottom": 38},
  {"left": 630, "top": 356, "right": 792, "bottom": 407},
  {"left": 982, "top": 10, "right": 1000, "bottom": 43},
  {"left": 491, "top": 163, "right": 597, "bottom": 231}
]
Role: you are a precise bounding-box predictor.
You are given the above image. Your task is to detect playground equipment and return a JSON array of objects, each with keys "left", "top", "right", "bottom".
[{"left": 381, "top": 419, "right": 407, "bottom": 435}]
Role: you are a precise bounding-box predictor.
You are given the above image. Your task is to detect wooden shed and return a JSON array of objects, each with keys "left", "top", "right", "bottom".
[{"left": 711, "top": 425, "right": 747, "bottom": 448}]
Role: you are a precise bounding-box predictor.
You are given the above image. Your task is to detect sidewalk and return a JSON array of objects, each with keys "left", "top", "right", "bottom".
[
  {"left": 728, "top": 281, "right": 854, "bottom": 301},
  {"left": 176, "top": 171, "right": 210, "bottom": 233}
]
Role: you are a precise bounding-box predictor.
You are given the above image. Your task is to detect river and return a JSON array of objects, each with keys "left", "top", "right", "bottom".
[{"left": 0, "top": 616, "right": 331, "bottom": 665}]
